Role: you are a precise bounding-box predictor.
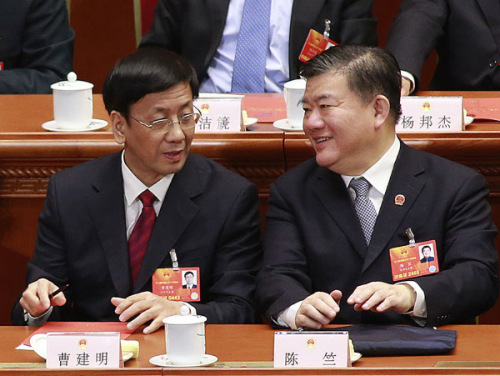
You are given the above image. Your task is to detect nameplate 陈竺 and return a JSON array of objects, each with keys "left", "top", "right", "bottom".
[
  {"left": 46, "top": 332, "right": 121, "bottom": 369},
  {"left": 396, "top": 96, "right": 463, "bottom": 133},
  {"left": 274, "top": 331, "right": 349, "bottom": 368},
  {"left": 194, "top": 94, "right": 244, "bottom": 132}
]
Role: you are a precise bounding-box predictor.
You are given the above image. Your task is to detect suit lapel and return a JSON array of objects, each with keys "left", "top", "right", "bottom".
[
  {"left": 476, "top": 0, "right": 500, "bottom": 49},
  {"left": 134, "top": 156, "right": 204, "bottom": 291},
  {"left": 87, "top": 153, "right": 131, "bottom": 297},
  {"left": 289, "top": 0, "right": 325, "bottom": 77},
  {"left": 204, "top": 0, "right": 231, "bottom": 71},
  {"left": 362, "top": 144, "right": 426, "bottom": 272},
  {"left": 311, "top": 167, "right": 368, "bottom": 258}
]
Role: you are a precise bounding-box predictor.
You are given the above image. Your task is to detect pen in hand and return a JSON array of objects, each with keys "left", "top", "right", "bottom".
[{"left": 48, "top": 284, "right": 69, "bottom": 300}]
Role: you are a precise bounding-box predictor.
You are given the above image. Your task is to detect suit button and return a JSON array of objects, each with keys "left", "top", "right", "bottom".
[{"left": 489, "top": 60, "right": 498, "bottom": 68}]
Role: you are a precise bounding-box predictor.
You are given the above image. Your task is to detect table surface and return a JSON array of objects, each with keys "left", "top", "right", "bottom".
[
  {"left": 1, "top": 325, "right": 499, "bottom": 374},
  {"left": 2, "top": 92, "right": 500, "bottom": 136}
]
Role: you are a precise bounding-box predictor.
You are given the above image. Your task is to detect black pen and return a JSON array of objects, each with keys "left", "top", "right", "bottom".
[{"left": 48, "top": 284, "right": 69, "bottom": 299}]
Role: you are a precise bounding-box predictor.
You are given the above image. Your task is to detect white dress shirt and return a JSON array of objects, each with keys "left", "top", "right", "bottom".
[
  {"left": 401, "top": 70, "right": 416, "bottom": 94},
  {"left": 199, "top": 0, "right": 293, "bottom": 93},
  {"left": 121, "top": 152, "right": 173, "bottom": 239}
]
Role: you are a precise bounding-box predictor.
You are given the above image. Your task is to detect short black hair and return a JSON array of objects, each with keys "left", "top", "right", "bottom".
[
  {"left": 300, "top": 45, "right": 402, "bottom": 123},
  {"left": 184, "top": 271, "right": 194, "bottom": 277},
  {"left": 102, "top": 48, "right": 199, "bottom": 119}
]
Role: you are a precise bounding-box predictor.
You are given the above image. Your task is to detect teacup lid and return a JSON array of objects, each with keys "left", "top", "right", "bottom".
[
  {"left": 163, "top": 314, "right": 207, "bottom": 325},
  {"left": 51, "top": 72, "right": 94, "bottom": 91}
]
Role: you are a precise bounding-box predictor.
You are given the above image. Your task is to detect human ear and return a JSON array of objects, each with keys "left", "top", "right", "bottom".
[
  {"left": 372, "top": 95, "right": 391, "bottom": 129},
  {"left": 110, "top": 110, "right": 127, "bottom": 144}
]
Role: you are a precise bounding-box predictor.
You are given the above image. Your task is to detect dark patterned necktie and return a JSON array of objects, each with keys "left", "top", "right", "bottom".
[
  {"left": 128, "top": 190, "right": 157, "bottom": 285},
  {"left": 349, "top": 177, "right": 377, "bottom": 245}
]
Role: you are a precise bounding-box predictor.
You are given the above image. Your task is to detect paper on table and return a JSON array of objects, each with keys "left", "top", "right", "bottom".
[
  {"left": 464, "top": 98, "right": 500, "bottom": 121},
  {"left": 242, "top": 96, "right": 286, "bottom": 123},
  {"left": 18, "top": 322, "right": 135, "bottom": 349}
]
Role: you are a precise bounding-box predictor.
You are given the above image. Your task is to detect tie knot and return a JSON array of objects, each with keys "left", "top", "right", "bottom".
[
  {"left": 349, "top": 177, "right": 371, "bottom": 198},
  {"left": 138, "top": 190, "right": 156, "bottom": 207}
]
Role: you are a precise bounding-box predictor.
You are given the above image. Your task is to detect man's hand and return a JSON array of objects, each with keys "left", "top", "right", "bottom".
[
  {"left": 20, "top": 278, "right": 67, "bottom": 317},
  {"left": 111, "top": 292, "right": 184, "bottom": 334},
  {"left": 295, "top": 290, "right": 342, "bottom": 330},
  {"left": 347, "top": 282, "right": 416, "bottom": 314},
  {"left": 401, "top": 77, "right": 412, "bottom": 96}
]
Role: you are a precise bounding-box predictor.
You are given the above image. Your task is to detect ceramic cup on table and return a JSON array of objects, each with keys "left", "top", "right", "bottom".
[
  {"left": 163, "top": 314, "right": 207, "bottom": 365},
  {"left": 50, "top": 72, "right": 94, "bottom": 129},
  {"left": 283, "top": 78, "right": 306, "bottom": 129}
]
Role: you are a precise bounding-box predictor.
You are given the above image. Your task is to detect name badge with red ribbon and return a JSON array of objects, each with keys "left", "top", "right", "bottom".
[
  {"left": 299, "top": 29, "right": 338, "bottom": 63},
  {"left": 152, "top": 267, "right": 201, "bottom": 302},
  {"left": 389, "top": 240, "right": 439, "bottom": 281}
]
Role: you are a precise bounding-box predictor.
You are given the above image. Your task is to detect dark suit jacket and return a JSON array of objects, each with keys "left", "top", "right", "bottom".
[
  {"left": 386, "top": 0, "right": 500, "bottom": 91},
  {"left": 257, "top": 142, "right": 498, "bottom": 327},
  {"left": 140, "top": 0, "right": 377, "bottom": 84},
  {"left": 12, "top": 152, "right": 262, "bottom": 325},
  {"left": 0, "top": 0, "right": 74, "bottom": 94}
]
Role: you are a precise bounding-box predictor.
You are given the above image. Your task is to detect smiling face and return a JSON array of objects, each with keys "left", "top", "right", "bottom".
[
  {"left": 302, "top": 72, "right": 390, "bottom": 176},
  {"left": 111, "top": 82, "right": 195, "bottom": 186}
]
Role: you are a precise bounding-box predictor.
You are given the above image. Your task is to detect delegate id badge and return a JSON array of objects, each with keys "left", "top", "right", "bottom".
[
  {"left": 152, "top": 267, "right": 200, "bottom": 302},
  {"left": 389, "top": 240, "right": 439, "bottom": 281},
  {"left": 299, "top": 29, "right": 338, "bottom": 63}
]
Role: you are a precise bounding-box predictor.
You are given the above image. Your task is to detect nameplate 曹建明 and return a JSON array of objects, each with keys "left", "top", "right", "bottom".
[{"left": 46, "top": 332, "right": 121, "bottom": 369}]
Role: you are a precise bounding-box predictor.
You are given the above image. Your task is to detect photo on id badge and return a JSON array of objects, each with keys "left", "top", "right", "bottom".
[
  {"left": 389, "top": 240, "right": 439, "bottom": 282},
  {"left": 152, "top": 267, "right": 201, "bottom": 301}
]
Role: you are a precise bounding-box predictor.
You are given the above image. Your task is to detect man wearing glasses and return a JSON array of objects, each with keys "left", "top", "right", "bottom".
[{"left": 12, "top": 48, "right": 262, "bottom": 333}]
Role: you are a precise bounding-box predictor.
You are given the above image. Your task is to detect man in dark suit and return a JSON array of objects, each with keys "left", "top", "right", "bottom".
[
  {"left": 386, "top": 0, "right": 500, "bottom": 94},
  {"left": 12, "top": 48, "right": 262, "bottom": 333},
  {"left": 257, "top": 45, "right": 498, "bottom": 329},
  {"left": 140, "top": 0, "right": 377, "bottom": 92},
  {"left": 0, "top": 0, "right": 74, "bottom": 94}
]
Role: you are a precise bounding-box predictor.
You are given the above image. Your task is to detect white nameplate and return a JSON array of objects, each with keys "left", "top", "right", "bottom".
[
  {"left": 274, "top": 331, "right": 349, "bottom": 368},
  {"left": 194, "top": 93, "right": 244, "bottom": 132},
  {"left": 396, "top": 96, "right": 463, "bottom": 133},
  {"left": 46, "top": 332, "right": 121, "bottom": 369}
]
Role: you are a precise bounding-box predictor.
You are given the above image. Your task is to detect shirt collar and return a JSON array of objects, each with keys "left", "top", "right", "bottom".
[
  {"left": 121, "top": 151, "right": 174, "bottom": 207},
  {"left": 341, "top": 136, "right": 400, "bottom": 196}
]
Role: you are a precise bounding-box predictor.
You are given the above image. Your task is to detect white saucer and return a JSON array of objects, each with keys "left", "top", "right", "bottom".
[
  {"left": 29, "top": 333, "right": 133, "bottom": 361},
  {"left": 30, "top": 333, "right": 47, "bottom": 359},
  {"left": 149, "top": 354, "right": 218, "bottom": 367},
  {"left": 122, "top": 352, "right": 134, "bottom": 361},
  {"left": 464, "top": 115, "right": 474, "bottom": 126},
  {"left": 42, "top": 119, "right": 108, "bottom": 132},
  {"left": 244, "top": 117, "right": 258, "bottom": 128},
  {"left": 352, "top": 352, "right": 362, "bottom": 363},
  {"left": 273, "top": 118, "right": 303, "bottom": 131}
]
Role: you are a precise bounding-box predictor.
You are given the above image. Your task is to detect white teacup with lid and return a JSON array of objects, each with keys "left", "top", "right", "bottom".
[
  {"left": 283, "top": 78, "right": 306, "bottom": 129},
  {"left": 163, "top": 312, "right": 207, "bottom": 365},
  {"left": 50, "top": 72, "right": 94, "bottom": 129}
]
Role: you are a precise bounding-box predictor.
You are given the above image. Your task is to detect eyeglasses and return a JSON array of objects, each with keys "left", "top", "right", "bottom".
[{"left": 130, "top": 106, "right": 201, "bottom": 134}]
